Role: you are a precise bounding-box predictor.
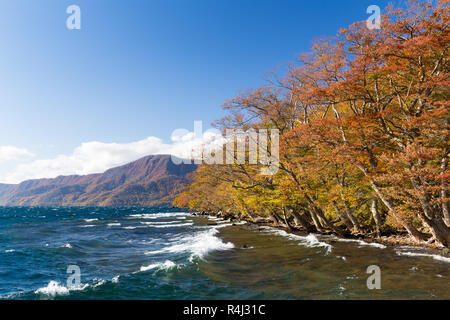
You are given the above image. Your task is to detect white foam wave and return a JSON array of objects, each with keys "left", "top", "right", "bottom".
[
  {"left": 4, "top": 249, "right": 15, "bottom": 253},
  {"left": 214, "top": 223, "right": 233, "bottom": 229},
  {"left": 145, "top": 227, "right": 234, "bottom": 260},
  {"left": 140, "top": 260, "right": 177, "bottom": 272},
  {"left": 207, "top": 216, "right": 223, "bottom": 221},
  {"left": 84, "top": 218, "right": 98, "bottom": 222},
  {"left": 61, "top": 243, "right": 72, "bottom": 249},
  {"left": 206, "top": 220, "right": 246, "bottom": 230},
  {"left": 87, "top": 277, "right": 120, "bottom": 289},
  {"left": 129, "top": 212, "right": 188, "bottom": 219},
  {"left": 34, "top": 281, "right": 88, "bottom": 297},
  {"left": 35, "top": 281, "right": 69, "bottom": 296},
  {"left": 260, "top": 226, "right": 332, "bottom": 254},
  {"left": 92, "top": 279, "right": 106, "bottom": 288},
  {"left": 107, "top": 223, "right": 121, "bottom": 227},
  {"left": 139, "top": 221, "right": 194, "bottom": 228},
  {"left": 153, "top": 223, "right": 194, "bottom": 228},
  {"left": 333, "top": 238, "right": 387, "bottom": 249},
  {"left": 140, "top": 221, "right": 184, "bottom": 225},
  {"left": 80, "top": 225, "right": 95, "bottom": 228},
  {"left": 396, "top": 251, "right": 450, "bottom": 263}
]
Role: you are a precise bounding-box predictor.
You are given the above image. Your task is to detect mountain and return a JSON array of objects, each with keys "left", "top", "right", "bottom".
[{"left": 0, "top": 155, "right": 197, "bottom": 207}]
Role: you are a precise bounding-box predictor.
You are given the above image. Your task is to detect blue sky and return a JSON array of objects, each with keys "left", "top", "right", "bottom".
[{"left": 0, "top": 0, "right": 390, "bottom": 183}]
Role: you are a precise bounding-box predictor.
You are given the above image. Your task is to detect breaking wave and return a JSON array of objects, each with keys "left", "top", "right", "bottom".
[
  {"left": 145, "top": 227, "right": 235, "bottom": 261},
  {"left": 128, "top": 212, "right": 188, "bottom": 219},
  {"left": 34, "top": 281, "right": 89, "bottom": 297},
  {"left": 396, "top": 251, "right": 450, "bottom": 263},
  {"left": 140, "top": 221, "right": 194, "bottom": 228},
  {"left": 139, "top": 260, "right": 177, "bottom": 272},
  {"left": 107, "top": 223, "right": 121, "bottom": 227},
  {"left": 332, "top": 237, "right": 387, "bottom": 249},
  {"left": 260, "top": 226, "right": 332, "bottom": 254}
]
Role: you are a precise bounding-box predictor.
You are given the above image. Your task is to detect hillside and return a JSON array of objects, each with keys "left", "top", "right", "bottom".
[{"left": 0, "top": 155, "right": 197, "bottom": 207}]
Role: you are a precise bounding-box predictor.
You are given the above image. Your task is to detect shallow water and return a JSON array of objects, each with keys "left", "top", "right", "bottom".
[
  {"left": 212, "top": 225, "right": 449, "bottom": 299},
  {"left": 0, "top": 207, "right": 448, "bottom": 299}
]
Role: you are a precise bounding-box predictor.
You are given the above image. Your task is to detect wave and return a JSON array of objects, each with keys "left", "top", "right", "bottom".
[
  {"left": 84, "top": 218, "right": 98, "bottom": 222},
  {"left": 107, "top": 223, "right": 121, "bottom": 227},
  {"left": 139, "top": 221, "right": 194, "bottom": 228},
  {"left": 92, "top": 279, "right": 106, "bottom": 288},
  {"left": 333, "top": 238, "right": 387, "bottom": 249},
  {"left": 207, "top": 217, "right": 224, "bottom": 221},
  {"left": 35, "top": 281, "right": 69, "bottom": 296},
  {"left": 128, "top": 212, "right": 188, "bottom": 219},
  {"left": 139, "top": 260, "right": 177, "bottom": 272},
  {"left": 150, "top": 223, "right": 194, "bottom": 229},
  {"left": 214, "top": 221, "right": 247, "bottom": 229},
  {"left": 33, "top": 275, "right": 122, "bottom": 298},
  {"left": 60, "top": 243, "right": 72, "bottom": 249},
  {"left": 80, "top": 225, "right": 95, "bottom": 228},
  {"left": 396, "top": 251, "right": 450, "bottom": 263},
  {"left": 4, "top": 249, "right": 15, "bottom": 253},
  {"left": 34, "top": 281, "right": 88, "bottom": 297},
  {"left": 260, "top": 226, "right": 332, "bottom": 254},
  {"left": 140, "top": 221, "right": 185, "bottom": 225},
  {"left": 145, "top": 227, "right": 234, "bottom": 261}
]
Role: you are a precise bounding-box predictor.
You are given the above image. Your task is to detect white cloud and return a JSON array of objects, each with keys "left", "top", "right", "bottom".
[
  {"left": 0, "top": 146, "right": 35, "bottom": 162},
  {"left": 2, "top": 131, "right": 225, "bottom": 184}
]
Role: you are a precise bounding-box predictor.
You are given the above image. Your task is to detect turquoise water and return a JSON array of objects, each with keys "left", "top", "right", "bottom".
[{"left": 0, "top": 207, "right": 448, "bottom": 299}]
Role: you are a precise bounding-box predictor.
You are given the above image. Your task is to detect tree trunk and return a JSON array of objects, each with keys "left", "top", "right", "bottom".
[
  {"left": 441, "top": 154, "right": 450, "bottom": 227},
  {"left": 357, "top": 165, "right": 430, "bottom": 241},
  {"left": 268, "top": 212, "right": 281, "bottom": 226},
  {"left": 426, "top": 218, "right": 450, "bottom": 247},
  {"left": 342, "top": 201, "right": 363, "bottom": 233},
  {"left": 409, "top": 174, "right": 450, "bottom": 247},
  {"left": 369, "top": 178, "right": 430, "bottom": 241},
  {"left": 291, "top": 210, "right": 315, "bottom": 232},
  {"left": 308, "top": 209, "right": 325, "bottom": 232},
  {"left": 308, "top": 201, "right": 345, "bottom": 236},
  {"left": 371, "top": 198, "right": 382, "bottom": 238},
  {"left": 333, "top": 203, "right": 354, "bottom": 230},
  {"left": 281, "top": 206, "right": 295, "bottom": 231}
]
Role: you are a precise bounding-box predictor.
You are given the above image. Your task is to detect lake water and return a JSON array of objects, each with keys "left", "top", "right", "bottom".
[{"left": 0, "top": 207, "right": 448, "bottom": 299}]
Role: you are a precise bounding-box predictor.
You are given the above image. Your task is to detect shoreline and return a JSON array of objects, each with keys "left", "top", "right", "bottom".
[{"left": 193, "top": 211, "right": 450, "bottom": 254}]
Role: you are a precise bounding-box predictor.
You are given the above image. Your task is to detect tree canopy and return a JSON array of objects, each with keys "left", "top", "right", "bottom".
[{"left": 175, "top": 0, "right": 450, "bottom": 247}]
